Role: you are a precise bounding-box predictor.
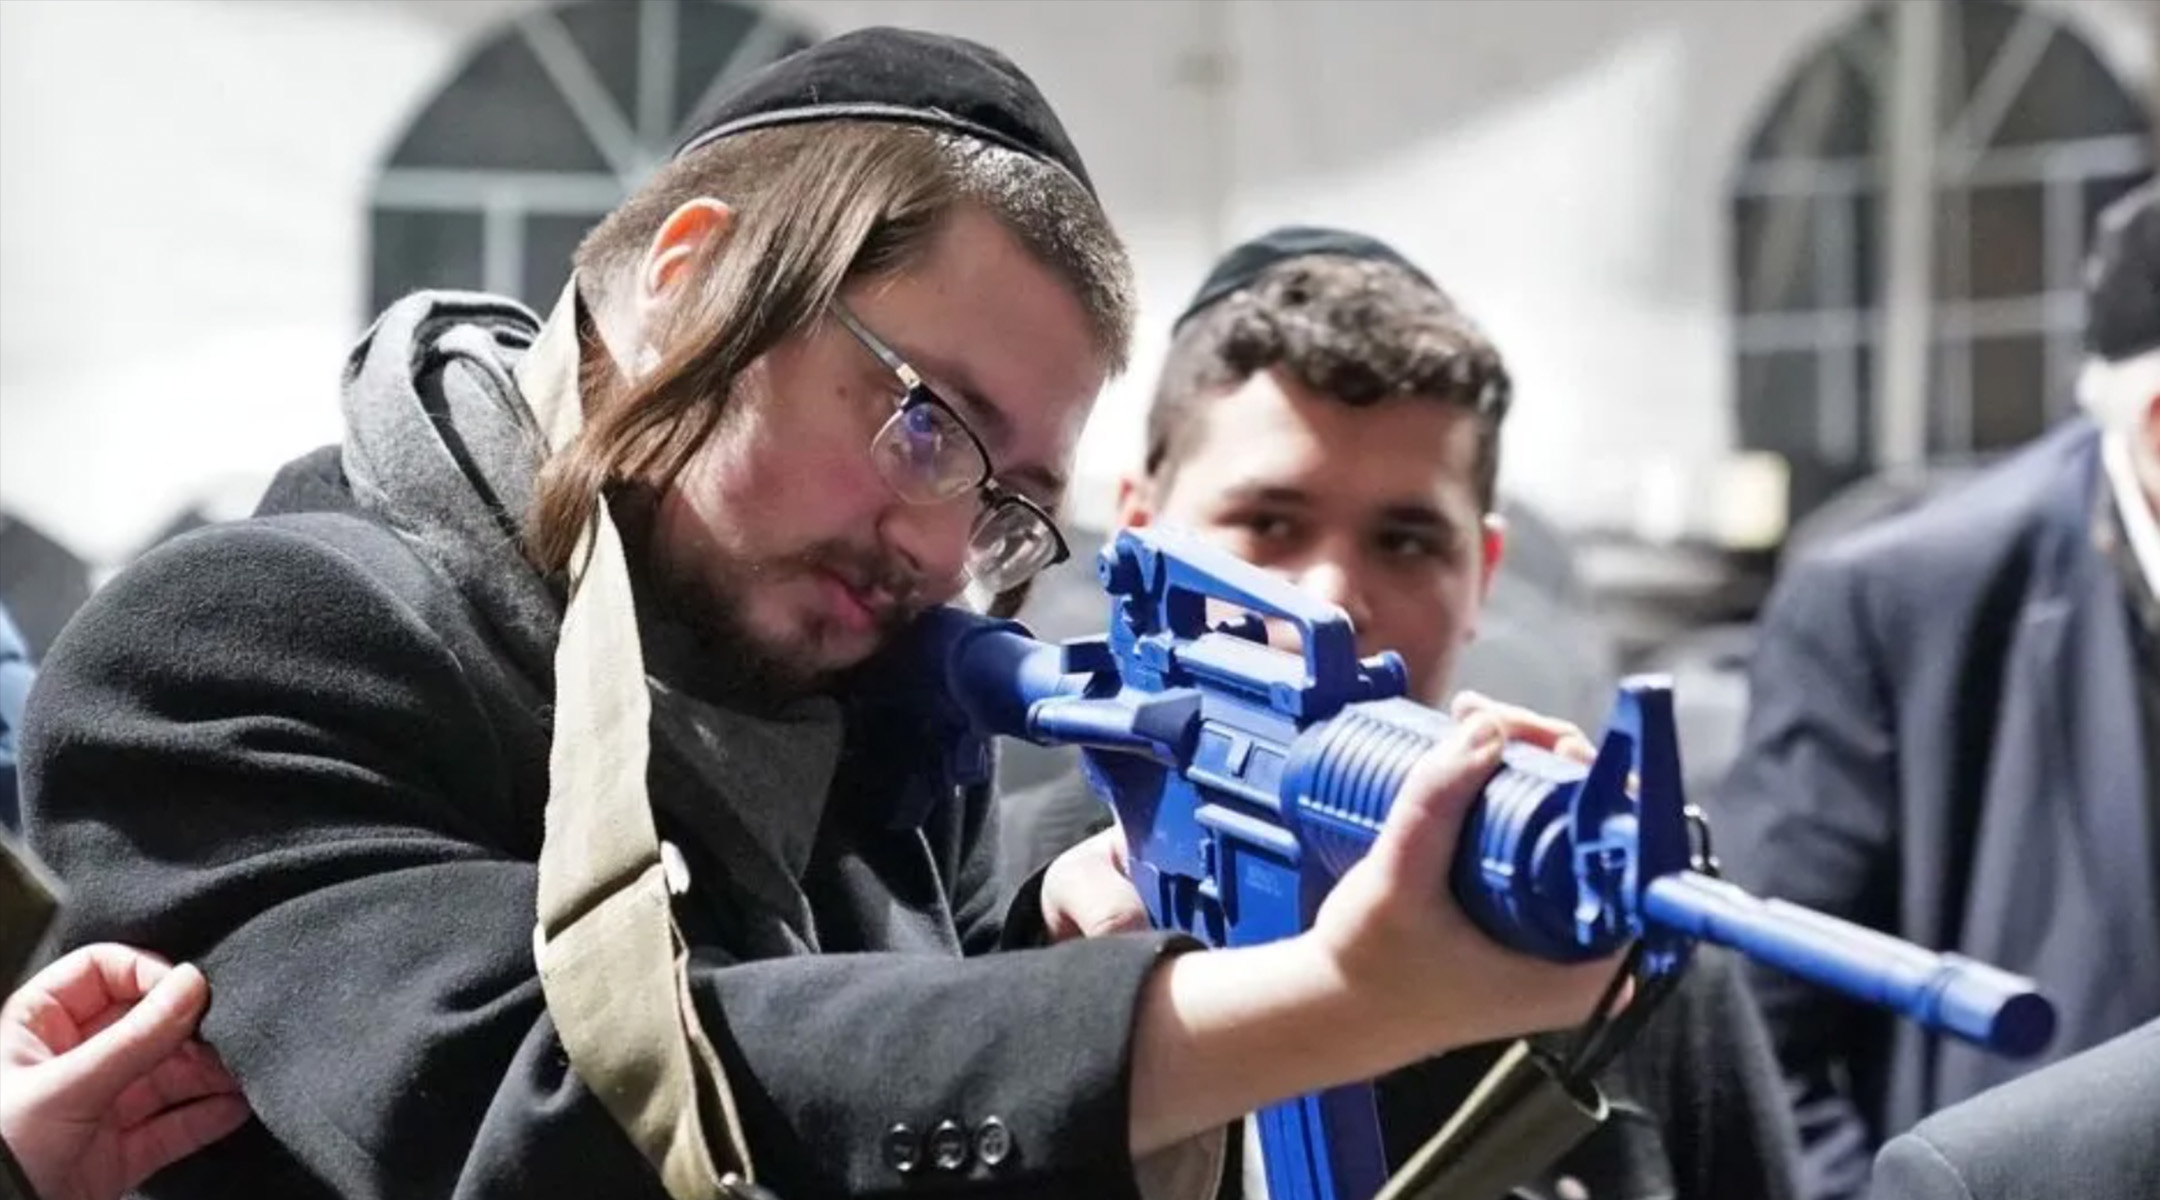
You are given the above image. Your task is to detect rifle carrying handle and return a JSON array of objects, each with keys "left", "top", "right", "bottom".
[{"left": 1103, "top": 528, "right": 1373, "bottom": 717}]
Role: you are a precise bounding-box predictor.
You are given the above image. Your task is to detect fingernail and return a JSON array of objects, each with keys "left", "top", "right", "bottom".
[{"left": 159, "top": 963, "right": 209, "bottom": 1010}]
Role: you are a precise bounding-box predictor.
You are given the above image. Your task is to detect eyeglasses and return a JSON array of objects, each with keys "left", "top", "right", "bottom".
[{"left": 832, "top": 305, "right": 1070, "bottom": 596}]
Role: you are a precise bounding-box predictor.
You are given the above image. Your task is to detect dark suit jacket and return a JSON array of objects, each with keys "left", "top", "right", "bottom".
[
  {"left": 1713, "top": 418, "right": 2160, "bottom": 1200},
  {"left": 1869, "top": 1016, "right": 2160, "bottom": 1200},
  {"left": 1004, "top": 767, "right": 1802, "bottom": 1200},
  {"left": 20, "top": 451, "right": 1195, "bottom": 1200}
]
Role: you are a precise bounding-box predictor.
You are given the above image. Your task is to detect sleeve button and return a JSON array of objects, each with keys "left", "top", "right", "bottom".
[
  {"left": 928, "top": 1119, "right": 970, "bottom": 1171},
  {"left": 975, "top": 1116, "right": 1013, "bottom": 1167},
  {"left": 882, "top": 1123, "right": 921, "bottom": 1174}
]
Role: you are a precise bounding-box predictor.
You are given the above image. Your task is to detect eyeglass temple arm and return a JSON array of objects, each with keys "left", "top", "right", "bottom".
[{"left": 833, "top": 305, "right": 922, "bottom": 389}]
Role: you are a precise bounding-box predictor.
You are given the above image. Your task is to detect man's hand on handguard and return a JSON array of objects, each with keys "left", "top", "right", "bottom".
[
  {"left": 1037, "top": 691, "right": 1600, "bottom": 953},
  {"left": 1304, "top": 698, "right": 1619, "bottom": 1057}
]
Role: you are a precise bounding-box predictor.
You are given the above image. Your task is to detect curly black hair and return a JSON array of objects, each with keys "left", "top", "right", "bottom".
[{"left": 1147, "top": 254, "right": 1512, "bottom": 508}]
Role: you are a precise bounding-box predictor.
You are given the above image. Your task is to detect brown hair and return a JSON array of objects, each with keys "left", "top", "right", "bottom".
[
  {"left": 526, "top": 120, "right": 1135, "bottom": 612},
  {"left": 1146, "top": 255, "right": 1512, "bottom": 509}
]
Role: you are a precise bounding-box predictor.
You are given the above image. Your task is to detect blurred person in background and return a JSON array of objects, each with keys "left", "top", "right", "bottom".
[
  {"left": 1, "top": 602, "right": 32, "bottom": 834},
  {"left": 1003, "top": 227, "right": 1800, "bottom": 1200},
  {"left": 1710, "top": 179, "right": 2160, "bottom": 1200}
]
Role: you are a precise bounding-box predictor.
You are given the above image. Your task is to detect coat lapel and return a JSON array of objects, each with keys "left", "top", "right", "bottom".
[{"left": 2044, "top": 449, "right": 2160, "bottom": 986}]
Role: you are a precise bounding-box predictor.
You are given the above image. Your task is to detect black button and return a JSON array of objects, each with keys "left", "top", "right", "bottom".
[
  {"left": 882, "top": 1123, "right": 921, "bottom": 1174},
  {"left": 975, "top": 1116, "right": 1013, "bottom": 1167},
  {"left": 928, "top": 1119, "right": 970, "bottom": 1171}
]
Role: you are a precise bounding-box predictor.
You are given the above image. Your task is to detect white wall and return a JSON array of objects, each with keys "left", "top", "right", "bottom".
[
  {"left": 2, "top": 0, "right": 2153, "bottom": 566},
  {"left": 0, "top": 0, "right": 526, "bottom": 563}
]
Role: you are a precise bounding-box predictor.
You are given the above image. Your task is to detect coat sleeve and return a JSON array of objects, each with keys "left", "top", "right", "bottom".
[
  {"left": 1872, "top": 1019, "right": 2160, "bottom": 1200},
  {"left": 21, "top": 518, "right": 1198, "bottom": 1200},
  {"left": 1709, "top": 549, "right": 1902, "bottom": 1200},
  {"left": 1866, "top": 1135, "right": 1975, "bottom": 1200}
]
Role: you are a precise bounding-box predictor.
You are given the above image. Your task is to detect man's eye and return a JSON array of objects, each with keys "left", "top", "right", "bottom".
[
  {"left": 1378, "top": 530, "right": 1446, "bottom": 560},
  {"left": 1239, "top": 514, "right": 1296, "bottom": 541}
]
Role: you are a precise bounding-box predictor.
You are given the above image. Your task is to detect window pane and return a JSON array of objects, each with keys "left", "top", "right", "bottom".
[
  {"left": 556, "top": 2, "right": 642, "bottom": 141},
  {"left": 1932, "top": 189, "right": 1972, "bottom": 302},
  {"left": 1852, "top": 338, "right": 1879, "bottom": 464},
  {"left": 1805, "top": 192, "right": 1868, "bottom": 312},
  {"left": 1991, "top": 26, "right": 2149, "bottom": 148},
  {"left": 370, "top": 209, "right": 484, "bottom": 316},
  {"left": 522, "top": 214, "right": 609, "bottom": 313},
  {"left": 1733, "top": 196, "right": 1824, "bottom": 315},
  {"left": 1737, "top": 350, "right": 1821, "bottom": 455},
  {"left": 1743, "top": 42, "right": 1876, "bottom": 161},
  {"left": 1969, "top": 335, "right": 2048, "bottom": 452},
  {"left": 1813, "top": 339, "right": 1873, "bottom": 467},
  {"left": 1947, "top": 0, "right": 2018, "bottom": 133},
  {"left": 1928, "top": 336, "right": 1973, "bottom": 458},
  {"left": 1966, "top": 184, "right": 2046, "bottom": 301},
  {"left": 386, "top": 37, "right": 612, "bottom": 174},
  {"left": 2045, "top": 327, "right": 2083, "bottom": 421},
  {"left": 1849, "top": 191, "right": 1882, "bottom": 309}
]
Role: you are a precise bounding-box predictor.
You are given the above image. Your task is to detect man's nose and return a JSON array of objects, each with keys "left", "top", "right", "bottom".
[
  {"left": 878, "top": 496, "right": 977, "bottom": 592},
  {"left": 1292, "top": 558, "right": 1376, "bottom": 636}
]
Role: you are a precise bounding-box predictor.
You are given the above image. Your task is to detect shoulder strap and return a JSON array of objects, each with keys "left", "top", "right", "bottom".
[
  {"left": 1374, "top": 1041, "right": 1607, "bottom": 1200},
  {"left": 519, "top": 282, "right": 757, "bottom": 1198}
]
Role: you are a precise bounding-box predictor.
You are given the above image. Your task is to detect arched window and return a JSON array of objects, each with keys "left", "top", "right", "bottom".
[
  {"left": 368, "top": 0, "right": 818, "bottom": 317},
  {"left": 1730, "top": 0, "right": 2151, "bottom": 521}
]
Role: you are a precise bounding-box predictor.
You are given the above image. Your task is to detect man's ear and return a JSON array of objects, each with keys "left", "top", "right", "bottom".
[
  {"left": 642, "top": 198, "right": 736, "bottom": 299},
  {"left": 1456, "top": 510, "right": 1507, "bottom": 647},
  {"left": 2136, "top": 391, "right": 2160, "bottom": 507},
  {"left": 1477, "top": 511, "right": 1508, "bottom": 605},
  {"left": 1114, "top": 472, "right": 1157, "bottom": 529}
]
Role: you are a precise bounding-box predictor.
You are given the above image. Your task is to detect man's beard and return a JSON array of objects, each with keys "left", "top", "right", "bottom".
[{"left": 639, "top": 535, "right": 931, "bottom": 712}]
